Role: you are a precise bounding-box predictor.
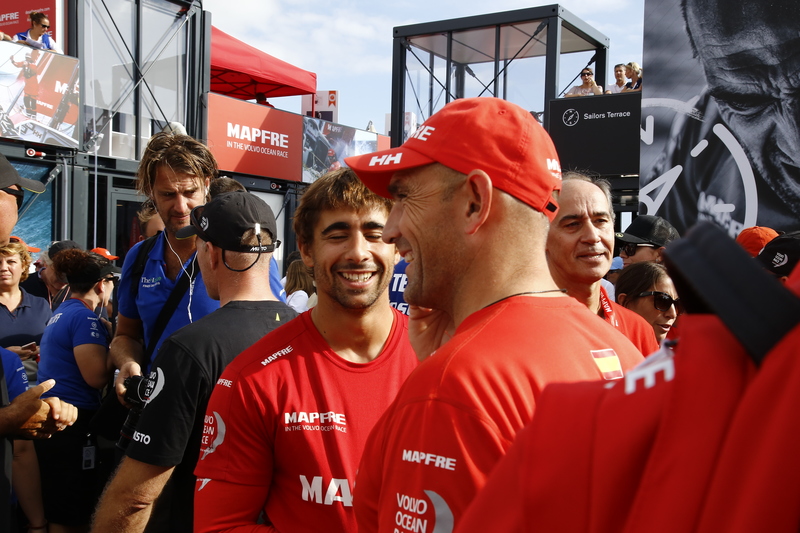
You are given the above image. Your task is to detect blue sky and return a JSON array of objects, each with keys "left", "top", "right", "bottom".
[{"left": 203, "top": 0, "right": 644, "bottom": 133}]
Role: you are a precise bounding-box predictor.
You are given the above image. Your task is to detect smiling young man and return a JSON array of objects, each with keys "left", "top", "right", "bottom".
[
  {"left": 345, "top": 97, "right": 643, "bottom": 533},
  {"left": 547, "top": 174, "right": 659, "bottom": 354},
  {"left": 193, "top": 169, "right": 417, "bottom": 533}
]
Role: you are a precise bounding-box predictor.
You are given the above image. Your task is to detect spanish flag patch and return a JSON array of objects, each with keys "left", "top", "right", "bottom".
[{"left": 591, "top": 349, "right": 624, "bottom": 380}]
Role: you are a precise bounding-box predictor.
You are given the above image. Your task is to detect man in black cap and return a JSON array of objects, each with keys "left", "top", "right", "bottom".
[
  {"left": 756, "top": 233, "right": 800, "bottom": 285},
  {"left": 0, "top": 153, "right": 77, "bottom": 531},
  {"left": 617, "top": 215, "right": 680, "bottom": 267},
  {"left": 92, "top": 191, "right": 296, "bottom": 533}
]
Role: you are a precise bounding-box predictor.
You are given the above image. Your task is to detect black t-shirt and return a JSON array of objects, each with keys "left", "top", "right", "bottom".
[{"left": 125, "top": 300, "right": 297, "bottom": 533}]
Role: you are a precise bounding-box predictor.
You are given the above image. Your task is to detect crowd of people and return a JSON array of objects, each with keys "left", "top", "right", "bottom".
[
  {"left": 565, "top": 61, "right": 643, "bottom": 97},
  {"left": 0, "top": 94, "right": 798, "bottom": 533}
]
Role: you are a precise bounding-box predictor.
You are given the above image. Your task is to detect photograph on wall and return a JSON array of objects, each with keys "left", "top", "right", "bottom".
[
  {"left": 0, "top": 42, "right": 80, "bottom": 148},
  {"left": 639, "top": 0, "right": 800, "bottom": 236},
  {"left": 302, "top": 118, "right": 352, "bottom": 182},
  {"left": 301, "top": 117, "right": 384, "bottom": 183}
]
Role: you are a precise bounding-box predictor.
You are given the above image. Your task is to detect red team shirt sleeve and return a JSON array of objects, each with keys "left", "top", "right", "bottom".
[{"left": 194, "top": 366, "right": 276, "bottom": 532}]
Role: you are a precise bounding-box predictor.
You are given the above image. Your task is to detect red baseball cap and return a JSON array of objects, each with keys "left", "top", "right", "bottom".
[
  {"left": 735, "top": 226, "right": 779, "bottom": 257},
  {"left": 9, "top": 236, "right": 40, "bottom": 253},
  {"left": 91, "top": 247, "right": 119, "bottom": 260},
  {"left": 345, "top": 97, "right": 563, "bottom": 220}
]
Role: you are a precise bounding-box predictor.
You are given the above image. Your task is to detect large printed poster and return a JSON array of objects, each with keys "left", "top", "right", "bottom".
[
  {"left": 640, "top": 0, "right": 800, "bottom": 236},
  {"left": 0, "top": 42, "right": 80, "bottom": 148},
  {"left": 207, "top": 92, "right": 304, "bottom": 181}
]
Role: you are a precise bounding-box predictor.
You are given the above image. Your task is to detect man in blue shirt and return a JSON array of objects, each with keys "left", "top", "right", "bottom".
[{"left": 111, "top": 132, "right": 221, "bottom": 403}]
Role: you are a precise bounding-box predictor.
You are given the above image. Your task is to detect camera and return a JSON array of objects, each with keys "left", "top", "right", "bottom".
[
  {"left": 117, "top": 375, "right": 149, "bottom": 451},
  {"left": 123, "top": 375, "right": 149, "bottom": 407}
]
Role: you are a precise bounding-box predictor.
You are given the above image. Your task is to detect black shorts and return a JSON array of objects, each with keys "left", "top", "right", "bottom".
[{"left": 34, "top": 408, "right": 100, "bottom": 526}]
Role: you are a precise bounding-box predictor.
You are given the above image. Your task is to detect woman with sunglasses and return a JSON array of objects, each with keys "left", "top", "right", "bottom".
[
  {"left": 615, "top": 262, "right": 682, "bottom": 343},
  {"left": 12, "top": 11, "right": 63, "bottom": 54},
  {"left": 35, "top": 249, "right": 118, "bottom": 533},
  {"left": 565, "top": 67, "right": 603, "bottom": 97}
]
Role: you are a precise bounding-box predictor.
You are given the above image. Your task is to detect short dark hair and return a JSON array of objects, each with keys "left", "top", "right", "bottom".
[
  {"left": 562, "top": 171, "right": 616, "bottom": 222},
  {"left": 53, "top": 249, "right": 112, "bottom": 294},
  {"left": 615, "top": 261, "right": 669, "bottom": 306},
  {"left": 292, "top": 168, "right": 393, "bottom": 248},
  {"left": 209, "top": 176, "right": 246, "bottom": 198}
]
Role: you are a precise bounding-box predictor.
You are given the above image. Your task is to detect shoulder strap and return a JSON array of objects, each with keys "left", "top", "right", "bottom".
[
  {"left": 143, "top": 255, "right": 198, "bottom": 360},
  {"left": 665, "top": 222, "right": 800, "bottom": 366},
  {"left": 129, "top": 234, "right": 160, "bottom": 300}
]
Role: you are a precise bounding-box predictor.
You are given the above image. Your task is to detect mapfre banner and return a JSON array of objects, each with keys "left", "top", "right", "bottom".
[
  {"left": 0, "top": 2, "right": 58, "bottom": 43},
  {"left": 207, "top": 92, "right": 304, "bottom": 181}
]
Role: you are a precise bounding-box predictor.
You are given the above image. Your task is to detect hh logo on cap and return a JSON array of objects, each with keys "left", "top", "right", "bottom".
[
  {"left": 200, "top": 216, "right": 209, "bottom": 231},
  {"left": 369, "top": 153, "right": 403, "bottom": 167}
]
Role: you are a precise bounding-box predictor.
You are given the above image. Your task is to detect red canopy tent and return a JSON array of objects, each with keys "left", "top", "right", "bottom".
[{"left": 210, "top": 26, "right": 317, "bottom": 100}]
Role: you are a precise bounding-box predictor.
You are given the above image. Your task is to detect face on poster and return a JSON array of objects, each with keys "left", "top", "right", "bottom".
[{"left": 639, "top": 0, "right": 800, "bottom": 236}]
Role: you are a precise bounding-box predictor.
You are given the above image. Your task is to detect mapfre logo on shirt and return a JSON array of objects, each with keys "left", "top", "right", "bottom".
[{"left": 283, "top": 411, "right": 347, "bottom": 433}]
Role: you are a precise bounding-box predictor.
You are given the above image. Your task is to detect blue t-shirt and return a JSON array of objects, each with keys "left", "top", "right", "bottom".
[
  {"left": 388, "top": 260, "right": 410, "bottom": 315},
  {"left": 117, "top": 233, "right": 219, "bottom": 366},
  {"left": 38, "top": 299, "right": 108, "bottom": 409},
  {"left": 0, "top": 288, "right": 52, "bottom": 349},
  {"left": 1, "top": 347, "right": 28, "bottom": 400},
  {"left": 270, "top": 256, "right": 287, "bottom": 303}
]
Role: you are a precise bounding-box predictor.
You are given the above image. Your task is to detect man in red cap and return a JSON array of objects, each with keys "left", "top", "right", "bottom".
[
  {"left": 91, "top": 247, "right": 119, "bottom": 260},
  {"left": 345, "top": 97, "right": 643, "bottom": 532}
]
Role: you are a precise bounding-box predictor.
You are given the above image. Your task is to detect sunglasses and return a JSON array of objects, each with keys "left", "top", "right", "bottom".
[
  {"left": 580, "top": 72, "right": 592, "bottom": 77},
  {"left": 1, "top": 187, "right": 24, "bottom": 210},
  {"left": 620, "top": 242, "right": 655, "bottom": 257},
  {"left": 638, "top": 291, "right": 684, "bottom": 315},
  {"left": 40, "top": 24, "right": 50, "bottom": 29}
]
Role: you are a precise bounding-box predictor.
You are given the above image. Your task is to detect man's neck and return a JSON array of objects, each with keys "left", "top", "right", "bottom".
[
  {"left": 565, "top": 280, "right": 602, "bottom": 315},
  {"left": 550, "top": 267, "right": 604, "bottom": 314},
  {"left": 217, "top": 278, "right": 278, "bottom": 307},
  {"left": 309, "top": 296, "right": 395, "bottom": 364}
]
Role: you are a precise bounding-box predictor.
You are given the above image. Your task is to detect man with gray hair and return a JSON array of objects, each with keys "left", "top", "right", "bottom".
[{"left": 547, "top": 173, "right": 660, "bottom": 354}]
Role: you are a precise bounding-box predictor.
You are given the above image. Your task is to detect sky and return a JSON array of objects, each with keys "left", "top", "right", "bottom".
[{"left": 202, "top": 0, "right": 645, "bottom": 134}]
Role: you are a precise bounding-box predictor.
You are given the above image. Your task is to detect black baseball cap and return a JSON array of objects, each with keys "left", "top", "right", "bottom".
[
  {"left": 47, "top": 240, "right": 80, "bottom": 259},
  {"left": 756, "top": 235, "right": 800, "bottom": 278},
  {"left": 0, "top": 154, "right": 46, "bottom": 193},
  {"left": 65, "top": 253, "right": 121, "bottom": 284},
  {"left": 616, "top": 215, "right": 680, "bottom": 247},
  {"left": 176, "top": 191, "right": 279, "bottom": 253}
]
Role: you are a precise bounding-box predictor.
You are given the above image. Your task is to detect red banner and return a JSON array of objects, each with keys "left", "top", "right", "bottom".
[
  {"left": 0, "top": 2, "right": 58, "bottom": 43},
  {"left": 207, "top": 92, "right": 304, "bottom": 181}
]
